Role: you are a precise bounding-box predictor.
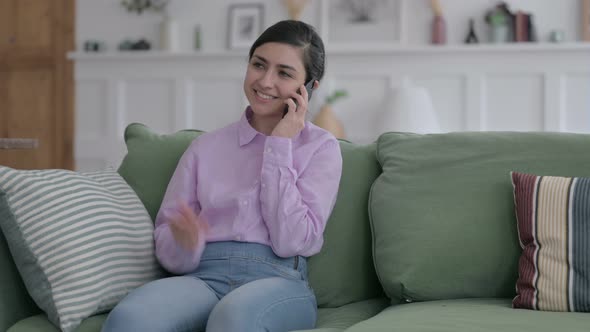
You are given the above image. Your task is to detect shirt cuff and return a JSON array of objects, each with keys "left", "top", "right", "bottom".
[
  {"left": 264, "top": 136, "right": 293, "bottom": 167},
  {"left": 154, "top": 225, "right": 203, "bottom": 275}
]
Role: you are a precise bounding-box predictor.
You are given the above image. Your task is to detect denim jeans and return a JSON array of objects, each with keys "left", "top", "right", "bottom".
[{"left": 101, "top": 241, "right": 317, "bottom": 332}]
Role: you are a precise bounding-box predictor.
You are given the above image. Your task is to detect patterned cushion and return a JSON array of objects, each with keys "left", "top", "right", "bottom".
[
  {"left": 511, "top": 171, "right": 590, "bottom": 312},
  {"left": 0, "top": 167, "right": 163, "bottom": 332}
]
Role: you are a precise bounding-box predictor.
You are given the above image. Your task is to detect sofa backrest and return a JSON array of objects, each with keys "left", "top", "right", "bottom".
[
  {"left": 0, "top": 218, "right": 40, "bottom": 331},
  {"left": 117, "top": 123, "right": 205, "bottom": 220},
  {"left": 117, "top": 123, "right": 383, "bottom": 308},
  {"left": 307, "top": 141, "right": 384, "bottom": 307},
  {"left": 370, "top": 132, "right": 590, "bottom": 304}
]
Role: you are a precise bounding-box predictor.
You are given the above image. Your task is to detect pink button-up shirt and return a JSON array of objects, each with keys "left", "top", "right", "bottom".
[{"left": 154, "top": 108, "right": 343, "bottom": 274}]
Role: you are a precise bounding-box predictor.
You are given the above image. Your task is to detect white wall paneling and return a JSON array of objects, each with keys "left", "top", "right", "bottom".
[
  {"left": 484, "top": 73, "right": 545, "bottom": 131},
  {"left": 331, "top": 75, "right": 390, "bottom": 143},
  {"left": 564, "top": 74, "right": 590, "bottom": 133},
  {"left": 71, "top": 44, "right": 590, "bottom": 171},
  {"left": 190, "top": 79, "right": 245, "bottom": 131},
  {"left": 409, "top": 75, "right": 467, "bottom": 132}
]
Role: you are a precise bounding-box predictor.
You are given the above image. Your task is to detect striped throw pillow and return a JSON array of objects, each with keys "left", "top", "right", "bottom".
[
  {"left": 0, "top": 167, "right": 163, "bottom": 332},
  {"left": 511, "top": 171, "right": 590, "bottom": 312}
]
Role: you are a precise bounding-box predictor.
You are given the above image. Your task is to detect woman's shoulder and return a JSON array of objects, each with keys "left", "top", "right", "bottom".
[
  {"left": 192, "top": 122, "right": 239, "bottom": 146},
  {"left": 304, "top": 121, "right": 338, "bottom": 142},
  {"left": 301, "top": 122, "right": 340, "bottom": 150}
]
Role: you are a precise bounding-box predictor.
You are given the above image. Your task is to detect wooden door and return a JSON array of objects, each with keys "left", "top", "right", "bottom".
[{"left": 0, "top": 0, "right": 74, "bottom": 170}]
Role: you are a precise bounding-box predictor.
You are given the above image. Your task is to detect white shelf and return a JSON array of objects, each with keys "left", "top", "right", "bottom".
[
  {"left": 68, "top": 50, "right": 248, "bottom": 61},
  {"left": 68, "top": 42, "right": 590, "bottom": 61},
  {"left": 325, "top": 42, "right": 590, "bottom": 55}
]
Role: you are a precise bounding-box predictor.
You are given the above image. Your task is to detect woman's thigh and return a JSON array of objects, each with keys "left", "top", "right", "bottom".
[
  {"left": 206, "top": 277, "right": 317, "bottom": 332},
  {"left": 101, "top": 276, "right": 219, "bottom": 332}
]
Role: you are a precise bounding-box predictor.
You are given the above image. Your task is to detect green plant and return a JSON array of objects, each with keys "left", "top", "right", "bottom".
[
  {"left": 121, "top": 0, "right": 169, "bottom": 14},
  {"left": 325, "top": 90, "right": 348, "bottom": 105}
]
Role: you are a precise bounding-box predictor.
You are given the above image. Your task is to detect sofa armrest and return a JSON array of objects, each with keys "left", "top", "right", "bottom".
[{"left": 0, "top": 232, "right": 41, "bottom": 331}]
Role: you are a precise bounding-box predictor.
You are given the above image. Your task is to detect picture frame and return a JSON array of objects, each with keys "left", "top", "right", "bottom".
[
  {"left": 320, "top": 0, "right": 404, "bottom": 49},
  {"left": 227, "top": 3, "right": 264, "bottom": 50}
]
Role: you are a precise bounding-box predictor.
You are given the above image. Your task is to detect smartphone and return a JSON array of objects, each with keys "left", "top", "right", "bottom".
[{"left": 283, "top": 79, "right": 315, "bottom": 117}]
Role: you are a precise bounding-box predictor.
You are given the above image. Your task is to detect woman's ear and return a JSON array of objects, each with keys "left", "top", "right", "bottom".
[{"left": 313, "top": 80, "right": 320, "bottom": 90}]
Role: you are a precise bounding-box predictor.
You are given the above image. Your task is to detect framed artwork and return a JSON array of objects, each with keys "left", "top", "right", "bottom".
[
  {"left": 320, "top": 0, "right": 404, "bottom": 48},
  {"left": 227, "top": 3, "right": 264, "bottom": 50},
  {"left": 583, "top": 0, "right": 590, "bottom": 41}
]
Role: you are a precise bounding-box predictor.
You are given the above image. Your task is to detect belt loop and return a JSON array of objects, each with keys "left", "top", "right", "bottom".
[{"left": 293, "top": 256, "right": 299, "bottom": 270}]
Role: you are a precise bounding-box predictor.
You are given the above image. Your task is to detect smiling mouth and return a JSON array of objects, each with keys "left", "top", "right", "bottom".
[{"left": 254, "top": 89, "right": 277, "bottom": 100}]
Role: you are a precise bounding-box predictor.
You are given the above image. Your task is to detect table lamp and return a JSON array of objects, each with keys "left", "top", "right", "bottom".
[{"left": 381, "top": 83, "right": 440, "bottom": 134}]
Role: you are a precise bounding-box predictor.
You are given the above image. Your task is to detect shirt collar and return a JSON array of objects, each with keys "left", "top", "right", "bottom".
[
  {"left": 238, "top": 107, "right": 259, "bottom": 147},
  {"left": 238, "top": 106, "right": 306, "bottom": 146}
]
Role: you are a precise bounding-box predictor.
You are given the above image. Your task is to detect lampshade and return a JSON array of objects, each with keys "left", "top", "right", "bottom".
[{"left": 381, "top": 83, "right": 440, "bottom": 134}]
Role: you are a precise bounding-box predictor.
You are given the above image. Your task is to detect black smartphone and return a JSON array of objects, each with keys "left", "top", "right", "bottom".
[{"left": 283, "top": 79, "right": 315, "bottom": 117}]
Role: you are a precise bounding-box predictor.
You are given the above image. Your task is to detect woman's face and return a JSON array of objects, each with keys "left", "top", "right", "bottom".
[{"left": 243, "top": 42, "right": 307, "bottom": 118}]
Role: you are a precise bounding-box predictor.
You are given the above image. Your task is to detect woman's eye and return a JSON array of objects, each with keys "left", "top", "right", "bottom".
[
  {"left": 252, "top": 62, "right": 264, "bottom": 69},
  {"left": 279, "top": 71, "right": 292, "bottom": 78}
]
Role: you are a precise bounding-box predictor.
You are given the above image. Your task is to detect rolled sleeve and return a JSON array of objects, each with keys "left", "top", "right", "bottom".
[
  {"left": 260, "top": 137, "right": 342, "bottom": 257},
  {"left": 154, "top": 139, "right": 205, "bottom": 274}
]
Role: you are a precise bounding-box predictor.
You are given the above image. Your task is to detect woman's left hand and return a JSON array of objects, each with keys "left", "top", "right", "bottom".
[{"left": 271, "top": 84, "right": 308, "bottom": 138}]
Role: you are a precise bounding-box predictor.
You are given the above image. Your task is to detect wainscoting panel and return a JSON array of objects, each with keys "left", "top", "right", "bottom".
[
  {"left": 123, "top": 79, "right": 176, "bottom": 133},
  {"left": 564, "top": 74, "right": 590, "bottom": 133},
  {"left": 410, "top": 75, "right": 467, "bottom": 132},
  {"left": 76, "top": 80, "right": 108, "bottom": 139},
  {"left": 329, "top": 76, "right": 390, "bottom": 143},
  {"left": 484, "top": 74, "right": 545, "bottom": 131},
  {"left": 190, "top": 78, "right": 244, "bottom": 132},
  {"left": 71, "top": 45, "right": 590, "bottom": 171}
]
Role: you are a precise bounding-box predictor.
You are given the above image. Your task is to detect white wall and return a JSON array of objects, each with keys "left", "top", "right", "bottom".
[
  {"left": 77, "top": 0, "right": 584, "bottom": 52},
  {"left": 73, "top": 0, "right": 590, "bottom": 171}
]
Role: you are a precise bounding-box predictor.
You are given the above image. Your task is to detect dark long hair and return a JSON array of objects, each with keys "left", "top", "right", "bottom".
[{"left": 248, "top": 20, "right": 325, "bottom": 83}]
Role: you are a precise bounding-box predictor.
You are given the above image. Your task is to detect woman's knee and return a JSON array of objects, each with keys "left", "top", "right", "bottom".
[
  {"left": 207, "top": 296, "right": 316, "bottom": 332},
  {"left": 101, "top": 300, "right": 153, "bottom": 332},
  {"left": 206, "top": 279, "right": 317, "bottom": 332},
  {"left": 101, "top": 276, "right": 218, "bottom": 332}
]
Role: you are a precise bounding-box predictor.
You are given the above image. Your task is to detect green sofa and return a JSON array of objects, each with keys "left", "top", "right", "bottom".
[{"left": 2, "top": 124, "right": 590, "bottom": 332}]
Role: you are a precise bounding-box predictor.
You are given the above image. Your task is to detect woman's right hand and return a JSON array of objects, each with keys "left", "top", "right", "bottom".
[{"left": 169, "top": 203, "right": 208, "bottom": 251}]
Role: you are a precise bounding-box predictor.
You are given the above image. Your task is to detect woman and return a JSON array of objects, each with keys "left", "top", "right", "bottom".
[{"left": 102, "top": 20, "right": 342, "bottom": 332}]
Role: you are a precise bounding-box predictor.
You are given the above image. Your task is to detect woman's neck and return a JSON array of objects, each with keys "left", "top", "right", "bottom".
[{"left": 249, "top": 113, "right": 282, "bottom": 136}]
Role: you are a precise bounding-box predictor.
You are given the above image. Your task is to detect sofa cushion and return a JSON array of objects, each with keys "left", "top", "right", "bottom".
[
  {"left": 511, "top": 172, "right": 590, "bottom": 312},
  {"left": 117, "top": 123, "right": 204, "bottom": 221},
  {"left": 9, "top": 298, "right": 389, "bottom": 332},
  {"left": 345, "top": 298, "right": 590, "bottom": 332},
  {"left": 0, "top": 229, "right": 40, "bottom": 332},
  {"left": 309, "top": 141, "right": 384, "bottom": 308},
  {"left": 312, "top": 298, "right": 389, "bottom": 330},
  {"left": 7, "top": 314, "right": 106, "bottom": 332},
  {"left": 371, "top": 132, "right": 590, "bottom": 303},
  {"left": 117, "top": 124, "right": 383, "bottom": 308},
  {"left": 0, "top": 167, "right": 162, "bottom": 332}
]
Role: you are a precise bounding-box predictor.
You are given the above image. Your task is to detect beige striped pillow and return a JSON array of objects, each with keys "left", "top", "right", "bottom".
[
  {"left": 512, "top": 171, "right": 590, "bottom": 312},
  {"left": 0, "top": 166, "right": 163, "bottom": 331}
]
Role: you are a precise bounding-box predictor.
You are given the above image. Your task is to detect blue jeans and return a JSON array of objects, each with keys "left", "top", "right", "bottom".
[{"left": 101, "top": 241, "right": 317, "bottom": 332}]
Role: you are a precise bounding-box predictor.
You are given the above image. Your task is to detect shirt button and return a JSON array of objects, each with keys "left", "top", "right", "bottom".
[
  {"left": 261, "top": 183, "right": 266, "bottom": 188},
  {"left": 266, "top": 147, "right": 272, "bottom": 153},
  {"left": 236, "top": 235, "right": 242, "bottom": 241},
  {"left": 242, "top": 200, "right": 247, "bottom": 206}
]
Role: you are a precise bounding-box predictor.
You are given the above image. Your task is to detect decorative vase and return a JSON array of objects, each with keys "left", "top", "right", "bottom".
[
  {"left": 160, "top": 16, "right": 180, "bottom": 52},
  {"left": 430, "top": 0, "right": 446, "bottom": 45},
  {"left": 491, "top": 24, "right": 510, "bottom": 43},
  {"left": 283, "top": 0, "right": 309, "bottom": 21},
  {"left": 312, "top": 104, "right": 346, "bottom": 139},
  {"left": 432, "top": 15, "right": 447, "bottom": 45}
]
